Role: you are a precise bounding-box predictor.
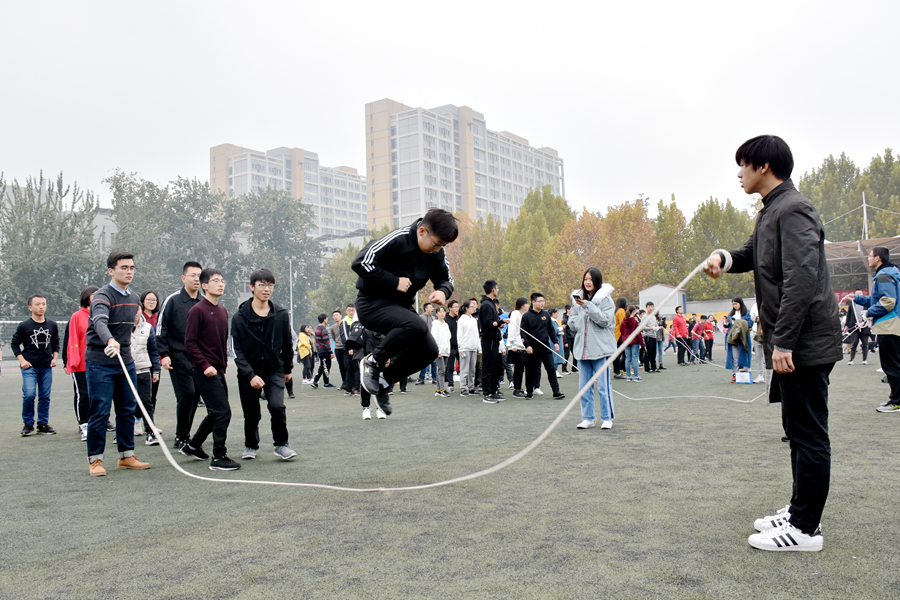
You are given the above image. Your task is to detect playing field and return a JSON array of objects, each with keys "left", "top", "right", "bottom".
[{"left": 1, "top": 354, "right": 898, "bottom": 599}]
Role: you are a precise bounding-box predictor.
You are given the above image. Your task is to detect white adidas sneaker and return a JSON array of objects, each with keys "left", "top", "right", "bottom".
[
  {"left": 753, "top": 505, "right": 790, "bottom": 532},
  {"left": 748, "top": 522, "right": 823, "bottom": 552}
]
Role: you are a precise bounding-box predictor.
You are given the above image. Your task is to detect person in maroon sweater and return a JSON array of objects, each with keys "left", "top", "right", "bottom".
[
  {"left": 179, "top": 268, "right": 239, "bottom": 471},
  {"left": 619, "top": 306, "right": 646, "bottom": 381}
]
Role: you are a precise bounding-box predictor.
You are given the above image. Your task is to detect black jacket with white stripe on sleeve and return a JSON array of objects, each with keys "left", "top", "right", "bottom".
[{"left": 351, "top": 218, "right": 454, "bottom": 308}]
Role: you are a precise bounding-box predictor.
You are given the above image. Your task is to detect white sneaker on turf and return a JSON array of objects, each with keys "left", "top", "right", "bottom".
[
  {"left": 274, "top": 445, "right": 297, "bottom": 460},
  {"left": 533, "top": 388, "right": 544, "bottom": 395},
  {"left": 862, "top": 360, "right": 868, "bottom": 365},
  {"left": 362, "top": 408, "right": 371, "bottom": 420},
  {"left": 134, "top": 419, "right": 144, "bottom": 436},
  {"left": 847, "top": 360, "right": 854, "bottom": 365},
  {"left": 576, "top": 419, "right": 595, "bottom": 429},
  {"left": 376, "top": 408, "right": 387, "bottom": 419},
  {"left": 79, "top": 423, "right": 88, "bottom": 442},
  {"left": 242, "top": 447, "right": 258, "bottom": 460},
  {"left": 748, "top": 522, "right": 823, "bottom": 552},
  {"left": 600, "top": 420, "right": 613, "bottom": 429},
  {"left": 754, "top": 375, "right": 765, "bottom": 383},
  {"left": 753, "top": 505, "right": 791, "bottom": 531},
  {"left": 877, "top": 368, "right": 884, "bottom": 373}
]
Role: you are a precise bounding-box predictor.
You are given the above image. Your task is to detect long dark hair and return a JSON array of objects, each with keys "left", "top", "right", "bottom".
[
  {"left": 140, "top": 290, "right": 159, "bottom": 314},
  {"left": 729, "top": 297, "right": 748, "bottom": 317},
  {"left": 615, "top": 297, "right": 627, "bottom": 312},
  {"left": 581, "top": 267, "right": 603, "bottom": 301}
]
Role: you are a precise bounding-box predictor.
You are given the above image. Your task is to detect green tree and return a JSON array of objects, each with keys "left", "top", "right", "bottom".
[
  {"left": 798, "top": 153, "right": 861, "bottom": 241},
  {"left": 541, "top": 209, "right": 604, "bottom": 306},
  {"left": 0, "top": 172, "right": 102, "bottom": 315},
  {"left": 855, "top": 149, "right": 900, "bottom": 239},
  {"left": 500, "top": 209, "right": 548, "bottom": 308},
  {"left": 686, "top": 197, "right": 755, "bottom": 300},
  {"left": 650, "top": 196, "right": 691, "bottom": 286},
  {"left": 522, "top": 184, "right": 574, "bottom": 237},
  {"left": 458, "top": 214, "right": 504, "bottom": 303},
  {"left": 308, "top": 243, "right": 360, "bottom": 318}
]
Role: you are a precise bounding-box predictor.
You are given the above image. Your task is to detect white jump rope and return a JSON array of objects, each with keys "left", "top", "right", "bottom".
[{"left": 115, "top": 258, "right": 760, "bottom": 491}]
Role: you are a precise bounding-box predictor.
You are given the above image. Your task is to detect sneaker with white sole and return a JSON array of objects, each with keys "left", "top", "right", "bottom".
[
  {"left": 274, "top": 445, "right": 297, "bottom": 460},
  {"left": 360, "top": 354, "right": 383, "bottom": 394},
  {"left": 576, "top": 419, "right": 595, "bottom": 429},
  {"left": 376, "top": 408, "right": 386, "bottom": 419},
  {"left": 754, "top": 375, "right": 766, "bottom": 383},
  {"left": 241, "top": 447, "right": 258, "bottom": 460},
  {"left": 754, "top": 505, "right": 791, "bottom": 531},
  {"left": 145, "top": 431, "right": 159, "bottom": 446},
  {"left": 134, "top": 419, "right": 144, "bottom": 436},
  {"left": 533, "top": 388, "right": 544, "bottom": 396},
  {"left": 79, "top": 423, "right": 88, "bottom": 442},
  {"left": 876, "top": 403, "right": 900, "bottom": 413},
  {"left": 362, "top": 407, "right": 371, "bottom": 420},
  {"left": 748, "top": 522, "right": 823, "bottom": 552},
  {"left": 862, "top": 360, "right": 868, "bottom": 365},
  {"left": 600, "top": 420, "right": 613, "bottom": 429}
]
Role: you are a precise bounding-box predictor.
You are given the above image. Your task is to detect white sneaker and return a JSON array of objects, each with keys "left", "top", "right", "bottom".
[
  {"left": 862, "top": 360, "right": 868, "bottom": 365},
  {"left": 847, "top": 360, "right": 854, "bottom": 366},
  {"left": 274, "top": 445, "right": 297, "bottom": 460},
  {"left": 576, "top": 419, "right": 595, "bottom": 429},
  {"left": 600, "top": 420, "right": 613, "bottom": 429},
  {"left": 754, "top": 375, "right": 765, "bottom": 383},
  {"left": 376, "top": 408, "right": 387, "bottom": 419},
  {"left": 753, "top": 505, "right": 791, "bottom": 531},
  {"left": 878, "top": 368, "right": 884, "bottom": 373},
  {"left": 534, "top": 388, "right": 544, "bottom": 396},
  {"left": 134, "top": 419, "right": 144, "bottom": 436},
  {"left": 362, "top": 408, "right": 371, "bottom": 420},
  {"left": 748, "top": 522, "right": 823, "bottom": 552},
  {"left": 241, "top": 447, "right": 258, "bottom": 460},
  {"left": 509, "top": 382, "right": 515, "bottom": 389},
  {"left": 79, "top": 423, "right": 88, "bottom": 442}
]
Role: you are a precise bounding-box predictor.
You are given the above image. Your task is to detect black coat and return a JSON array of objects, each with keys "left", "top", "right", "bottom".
[
  {"left": 230, "top": 299, "right": 294, "bottom": 379},
  {"left": 725, "top": 180, "right": 842, "bottom": 368},
  {"left": 479, "top": 295, "right": 502, "bottom": 340}
]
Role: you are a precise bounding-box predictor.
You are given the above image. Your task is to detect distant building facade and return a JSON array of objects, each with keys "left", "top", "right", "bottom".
[{"left": 365, "top": 99, "right": 565, "bottom": 230}]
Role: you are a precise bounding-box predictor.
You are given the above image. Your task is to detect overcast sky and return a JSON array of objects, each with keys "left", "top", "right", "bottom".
[{"left": 2, "top": 1, "right": 897, "bottom": 219}]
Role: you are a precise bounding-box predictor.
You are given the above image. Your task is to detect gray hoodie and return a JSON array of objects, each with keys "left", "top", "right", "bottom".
[{"left": 568, "top": 283, "right": 617, "bottom": 360}]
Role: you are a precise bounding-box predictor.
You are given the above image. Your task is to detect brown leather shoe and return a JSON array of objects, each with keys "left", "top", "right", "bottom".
[
  {"left": 89, "top": 459, "right": 107, "bottom": 477},
  {"left": 117, "top": 455, "right": 150, "bottom": 470}
]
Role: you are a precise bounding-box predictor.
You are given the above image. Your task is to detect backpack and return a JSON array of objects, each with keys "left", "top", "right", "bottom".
[{"left": 344, "top": 321, "right": 366, "bottom": 351}]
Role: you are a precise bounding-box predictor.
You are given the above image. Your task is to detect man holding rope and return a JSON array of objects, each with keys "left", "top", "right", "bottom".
[{"left": 705, "top": 135, "right": 842, "bottom": 552}]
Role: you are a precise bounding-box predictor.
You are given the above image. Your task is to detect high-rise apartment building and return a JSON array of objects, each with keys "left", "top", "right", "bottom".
[
  {"left": 210, "top": 144, "right": 368, "bottom": 239},
  {"left": 365, "top": 99, "right": 565, "bottom": 230}
]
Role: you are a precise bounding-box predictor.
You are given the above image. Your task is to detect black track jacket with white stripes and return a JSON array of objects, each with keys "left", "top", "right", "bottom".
[{"left": 351, "top": 219, "right": 454, "bottom": 308}]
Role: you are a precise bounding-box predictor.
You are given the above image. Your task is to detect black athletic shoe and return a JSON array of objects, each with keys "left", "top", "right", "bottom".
[
  {"left": 173, "top": 438, "right": 186, "bottom": 451},
  {"left": 324, "top": 383, "right": 336, "bottom": 389},
  {"left": 179, "top": 444, "right": 210, "bottom": 461},
  {"left": 21, "top": 423, "right": 35, "bottom": 436},
  {"left": 482, "top": 395, "right": 499, "bottom": 404},
  {"left": 106, "top": 421, "right": 116, "bottom": 432},
  {"left": 513, "top": 390, "right": 527, "bottom": 398},
  {"left": 36, "top": 424, "right": 57, "bottom": 435},
  {"left": 310, "top": 382, "right": 319, "bottom": 389},
  {"left": 209, "top": 456, "right": 241, "bottom": 471},
  {"left": 361, "top": 354, "right": 382, "bottom": 394},
  {"left": 658, "top": 366, "right": 667, "bottom": 370},
  {"left": 415, "top": 380, "right": 426, "bottom": 386},
  {"left": 553, "top": 392, "right": 566, "bottom": 400},
  {"left": 376, "top": 390, "right": 392, "bottom": 416},
  {"left": 781, "top": 436, "right": 790, "bottom": 442}
]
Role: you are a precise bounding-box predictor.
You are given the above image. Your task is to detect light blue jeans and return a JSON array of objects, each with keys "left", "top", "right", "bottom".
[
  {"left": 624, "top": 345, "right": 641, "bottom": 379},
  {"left": 578, "top": 358, "right": 615, "bottom": 421},
  {"left": 657, "top": 339, "right": 665, "bottom": 366}
]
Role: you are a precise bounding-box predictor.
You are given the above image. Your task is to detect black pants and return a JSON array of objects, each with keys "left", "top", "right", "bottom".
[
  {"left": 847, "top": 330, "right": 870, "bottom": 362},
  {"left": 480, "top": 338, "right": 503, "bottom": 396},
  {"left": 189, "top": 370, "right": 231, "bottom": 459},
  {"left": 344, "top": 351, "right": 360, "bottom": 392},
  {"left": 301, "top": 355, "right": 314, "bottom": 380},
  {"left": 526, "top": 349, "right": 560, "bottom": 395},
  {"left": 238, "top": 371, "right": 288, "bottom": 450},
  {"left": 772, "top": 362, "right": 834, "bottom": 534},
  {"left": 169, "top": 351, "right": 201, "bottom": 441},
  {"left": 613, "top": 340, "right": 626, "bottom": 373},
  {"left": 705, "top": 339, "right": 714, "bottom": 361},
  {"left": 475, "top": 353, "right": 482, "bottom": 387},
  {"left": 676, "top": 338, "right": 690, "bottom": 365},
  {"left": 355, "top": 296, "right": 438, "bottom": 385},
  {"left": 72, "top": 370, "right": 90, "bottom": 425},
  {"left": 878, "top": 334, "right": 900, "bottom": 403},
  {"left": 334, "top": 348, "right": 347, "bottom": 388},
  {"left": 314, "top": 352, "right": 332, "bottom": 385},
  {"left": 642, "top": 337, "right": 657, "bottom": 372},
  {"left": 136, "top": 372, "right": 155, "bottom": 426},
  {"left": 508, "top": 350, "right": 526, "bottom": 391}
]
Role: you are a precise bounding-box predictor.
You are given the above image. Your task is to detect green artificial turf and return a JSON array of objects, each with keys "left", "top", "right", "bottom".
[{"left": 1, "top": 354, "right": 898, "bottom": 599}]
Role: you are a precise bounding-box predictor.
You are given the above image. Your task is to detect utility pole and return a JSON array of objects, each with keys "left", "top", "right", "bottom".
[
  {"left": 289, "top": 258, "right": 294, "bottom": 329},
  {"left": 862, "top": 192, "right": 869, "bottom": 240}
]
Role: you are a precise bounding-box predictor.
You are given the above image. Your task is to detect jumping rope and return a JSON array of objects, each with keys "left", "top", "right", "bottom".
[{"left": 117, "top": 258, "right": 753, "bottom": 491}]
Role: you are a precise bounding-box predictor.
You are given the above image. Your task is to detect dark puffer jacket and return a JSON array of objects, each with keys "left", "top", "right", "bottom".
[{"left": 720, "top": 180, "right": 842, "bottom": 368}]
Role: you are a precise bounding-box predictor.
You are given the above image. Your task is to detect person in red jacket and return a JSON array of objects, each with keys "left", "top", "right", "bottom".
[
  {"left": 702, "top": 316, "right": 716, "bottom": 361},
  {"left": 62, "top": 285, "right": 99, "bottom": 441},
  {"left": 671, "top": 306, "right": 690, "bottom": 365},
  {"left": 619, "top": 306, "right": 646, "bottom": 381}
]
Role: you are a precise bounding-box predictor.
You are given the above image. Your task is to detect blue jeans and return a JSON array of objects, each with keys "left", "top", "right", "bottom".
[
  {"left": 690, "top": 339, "right": 700, "bottom": 362},
  {"left": 22, "top": 366, "right": 53, "bottom": 425},
  {"left": 86, "top": 361, "right": 137, "bottom": 460},
  {"left": 579, "top": 357, "right": 614, "bottom": 421},
  {"left": 656, "top": 339, "right": 665, "bottom": 366},
  {"left": 624, "top": 345, "right": 641, "bottom": 379}
]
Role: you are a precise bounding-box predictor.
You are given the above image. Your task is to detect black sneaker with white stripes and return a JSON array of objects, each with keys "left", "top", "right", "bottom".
[{"left": 748, "top": 523, "right": 823, "bottom": 552}]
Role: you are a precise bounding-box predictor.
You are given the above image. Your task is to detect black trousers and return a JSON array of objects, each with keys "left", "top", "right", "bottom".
[
  {"left": 508, "top": 349, "right": 526, "bottom": 391},
  {"left": 344, "top": 351, "right": 360, "bottom": 392},
  {"left": 526, "top": 349, "right": 560, "bottom": 395},
  {"left": 238, "top": 371, "right": 288, "bottom": 449},
  {"left": 301, "top": 355, "right": 314, "bottom": 380},
  {"left": 169, "top": 350, "right": 201, "bottom": 441},
  {"left": 314, "top": 351, "right": 332, "bottom": 385},
  {"left": 480, "top": 338, "right": 503, "bottom": 395},
  {"left": 847, "top": 330, "right": 870, "bottom": 362},
  {"left": 772, "top": 362, "right": 834, "bottom": 534},
  {"left": 642, "top": 337, "right": 657, "bottom": 371},
  {"left": 878, "top": 334, "right": 900, "bottom": 403},
  {"left": 334, "top": 348, "right": 347, "bottom": 388},
  {"left": 136, "top": 372, "right": 155, "bottom": 426},
  {"left": 72, "top": 370, "right": 90, "bottom": 425},
  {"left": 189, "top": 370, "right": 231, "bottom": 459},
  {"left": 705, "top": 339, "right": 714, "bottom": 361},
  {"left": 355, "top": 296, "right": 438, "bottom": 386},
  {"left": 613, "top": 340, "right": 626, "bottom": 373},
  {"left": 676, "top": 338, "right": 690, "bottom": 365}
]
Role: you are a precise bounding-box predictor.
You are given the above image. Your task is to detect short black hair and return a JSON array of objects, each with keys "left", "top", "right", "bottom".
[
  {"left": 250, "top": 268, "right": 275, "bottom": 287},
  {"left": 183, "top": 261, "right": 202, "bottom": 275},
  {"left": 735, "top": 135, "right": 794, "bottom": 181},
  {"left": 447, "top": 299, "right": 459, "bottom": 309},
  {"left": 140, "top": 290, "right": 159, "bottom": 314},
  {"left": 483, "top": 280, "right": 498, "bottom": 295},
  {"left": 200, "top": 268, "right": 223, "bottom": 285},
  {"left": 872, "top": 246, "right": 890, "bottom": 265},
  {"left": 27, "top": 293, "right": 46, "bottom": 306},
  {"left": 515, "top": 297, "right": 528, "bottom": 310},
  {"left": 646, "top": 301, "right": 654, "bottom": 308},
  {"left": 80, "top": 286, "right": 100, "bottom": 308},
  {"left": 700, "top": 314, "right": 707, "bottom": 320},
  {"left": 346, "top": 302, "right": 355, "bottom": 309},
  {"left": 107, "top": 251, "right": 134, "bottom": 270},
  {"left": 421, "top": 208, "right": 459, "bottom": 244},
  {"left": 565, "top": 304, "right": 572, "bottom": 311},
  {"left": 423, "top": 302, "right": 432, "bottom": 310},
  {"left": 530, "top": 292, "right": 544, "bottom": 303},
  {"left": 318, "top": 313, "right": 327, "bottom": 324},
  {"left": 332, "top": 309, "right": 342, "bottom": 315}
]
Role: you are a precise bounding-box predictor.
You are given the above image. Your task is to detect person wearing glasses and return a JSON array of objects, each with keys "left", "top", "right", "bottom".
[
  {"left": 156, "top": 261, "right": 203, "bottom": 451},
  {"left": 230, "top": 268, "right": 296, "bottom": 462},
  {"left": 352, "top": 208, "right": 459, "bottom": 410}
]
